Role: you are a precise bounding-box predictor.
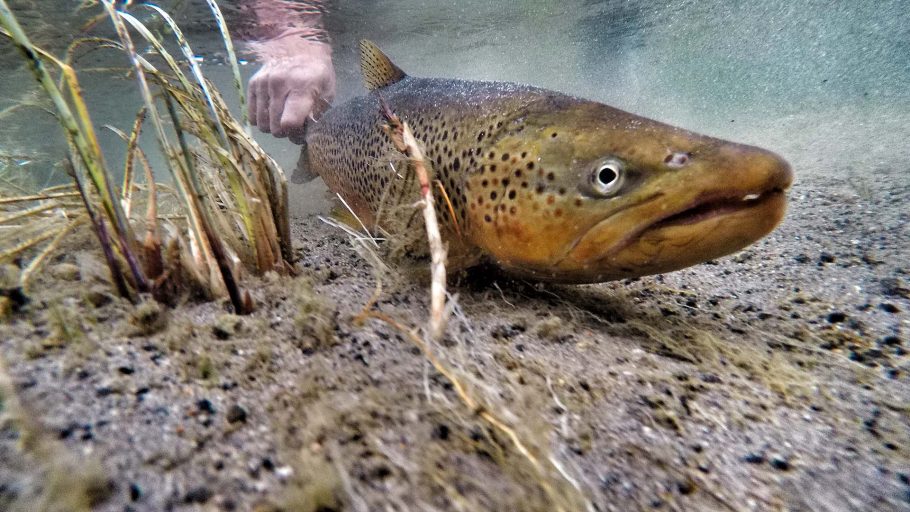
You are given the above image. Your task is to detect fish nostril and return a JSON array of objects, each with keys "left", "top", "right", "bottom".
[{"left": 664, "top": 152, "right": 690, "bottom": 168}]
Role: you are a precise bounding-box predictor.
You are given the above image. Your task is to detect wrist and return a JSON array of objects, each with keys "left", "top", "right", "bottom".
[{"left": 249, "top": 36, "right": 332, "bottom": 62}]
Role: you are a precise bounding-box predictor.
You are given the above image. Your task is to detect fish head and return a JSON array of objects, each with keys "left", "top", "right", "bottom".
[{"left": 464, "top": 98, "right": 793, "bottom": 282}]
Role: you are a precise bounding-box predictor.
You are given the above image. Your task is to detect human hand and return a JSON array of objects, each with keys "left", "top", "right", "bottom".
[{"left": 247, "top": 41, "right": 336, "bottom": 143}]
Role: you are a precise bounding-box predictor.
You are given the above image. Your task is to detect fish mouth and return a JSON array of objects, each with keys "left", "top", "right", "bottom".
[{"left": 647, "top": 188, "right": 788, "bottom": 232}]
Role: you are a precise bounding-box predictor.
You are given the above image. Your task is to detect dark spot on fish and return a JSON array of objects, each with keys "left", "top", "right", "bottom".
[
  {"left": 502, "top": 179, "right": 510, "bottom": 187},
  {"left": 558, "top": 187, "right": 566, "bottom": 195},
  {"left": 489, "top": 151, "right": 496, "bottom": 159},
  {"left": 453, "top": 158, "right": 461, "bottom": 171},
  {"left": 527, "top": 162, "right": 534, "bottom": 170},
  {"left": 508, "top": 190, "right": 516, "bottom": 200},
  {"left": 521, "top": 182, "right": 529, "bottom": 188},
  {"left": 509, "top": 206, "right": 517, "bottom": 214},
  {"left": 521, "top": 152, "right": 527, "bottom": 158},
  {"left": 484, "top": 214, "right": 492, "bottom": 223},
  {"left": 515, "top": 170, "right": 523, "bottom": 178},
  {"left": 478, "top": 197, "right": 484, "bottom": 205},
  {"left": 555, "top": 209, "right": 563, "bottom": 217},
  {"left": 575, "top": 198, "right": 583, "bottom": 207},
  {"left": 490, "top": 191, "right": 498, "bottom": 200},
  {"left": 501, "top": 153, "right": 510, "bottom": 162},
  {"left": 477, "top": 131, "right": 485, "bottom": 142},
  {"left": 491, "top": 164, "right": 497, "bottom": 172},
  {"left": 547, "top": 172, "right": 555, "bottom": 181},
  {"left": 551, "top": 132, "right": 558, "bottom": 138},
  {"left": 436, "top": 155, "right": 442, "bottom": 165},
  {"left": 492, "top": 178, "right": 499, "bottom": 186},
  {"left": 482, "top": 179, "right": 489, "bottom": 187},
  {"left": 536, "top": 183, "right": 546, "bottom": 193}
]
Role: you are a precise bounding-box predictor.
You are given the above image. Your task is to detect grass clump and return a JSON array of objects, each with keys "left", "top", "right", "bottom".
[{"left": 0, "top": 0, "right": 294, "bottom": 314}]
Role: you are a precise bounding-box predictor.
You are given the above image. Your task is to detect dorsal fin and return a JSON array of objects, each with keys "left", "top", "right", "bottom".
[{"left": 359, "top": 40, "right": 406, "bottom": 91}]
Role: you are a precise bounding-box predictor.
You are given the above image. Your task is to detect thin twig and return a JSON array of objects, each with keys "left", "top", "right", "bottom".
[{"left": 378, "top": 94, "right": 448, "bottom": 340}]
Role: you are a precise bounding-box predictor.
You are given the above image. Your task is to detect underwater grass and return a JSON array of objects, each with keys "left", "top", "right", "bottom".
[{"left": 0, "top": 0, "right": 293, "bottom": 312}]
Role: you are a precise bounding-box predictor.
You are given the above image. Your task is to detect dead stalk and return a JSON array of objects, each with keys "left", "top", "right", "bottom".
[{"left": 378, "top": 95, "right": 448, "bottom": 340}]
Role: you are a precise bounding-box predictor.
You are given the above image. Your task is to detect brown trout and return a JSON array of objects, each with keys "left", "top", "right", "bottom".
[{"left": 297, "top": 40, "right": 793, "bottom": 283}]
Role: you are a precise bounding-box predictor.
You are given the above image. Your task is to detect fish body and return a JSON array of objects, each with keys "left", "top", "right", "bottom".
[{"left": 300, "top": 41, "right": 793, "bottom": 283}]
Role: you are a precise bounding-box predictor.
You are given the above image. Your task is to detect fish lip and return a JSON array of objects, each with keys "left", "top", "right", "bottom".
[
  {"left": 648, "top": 186, "right": 788, "bottom": 230},
  {"left": 611, "top": 187, "right": 788, "bottom": 256}
]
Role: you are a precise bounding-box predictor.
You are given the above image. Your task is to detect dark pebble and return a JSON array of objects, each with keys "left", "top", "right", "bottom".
[
  {"left": 879, "top": 303, "right": 900, "bottom": 313},
  {"left": 881, "top": 277, "right": 910, "bottom": 298},
  {"left": 818, "top": 252, "right": 836, "bottom": 264},
  {"left": 879, "top": 336, "right": 902, "bottom": 346},
  {"left": 197, "top": 399, "right": 216, "bottom": 415},
  {"left": 432, "top": 423, "right": 451, "bottom": 440},
  {"left": 96, "top": 386, "right": 115, "bottom": 397},
  {"left": 743, "top": 453, "right": 765, "bottom": 464},
  {"left": 770, "top": 456, "right": 791, "bottom": 471},
  {"left": 794, "top": 254, "right": 810, "bottom": 263},
  {"left": 700, "top": 373, "right": 722, "bottom": 384},
  {"left": 184, "top": 486, "right": 212, "bottom": 504},
  {"left": 130, "top": 483, "right": 142, "bottom": 501},
  {"left": 677, "top": 480, "right": 696, "bottom": 495},
  {"left": 826, "top": 311, "right": 847, "bottom": 323},
  {"left": 117, "top": 366, "right": 135, "bottom": 375},
  {"left": 226, "top": 404, "right": 247, "bottom": 424}
]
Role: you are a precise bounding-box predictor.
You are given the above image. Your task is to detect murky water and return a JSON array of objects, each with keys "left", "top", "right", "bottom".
[{"left": 1, "top": 1, "right": 908, "bottom": 199}]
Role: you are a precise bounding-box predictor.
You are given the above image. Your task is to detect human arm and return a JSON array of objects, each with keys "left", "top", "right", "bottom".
[{"left": 243, "top": 0, "right": 336, "bottom": 142}]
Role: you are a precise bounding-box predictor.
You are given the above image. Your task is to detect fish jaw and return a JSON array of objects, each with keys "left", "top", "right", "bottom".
[{"left": 554, "top": 145, "right": 793, "bottom": 282}]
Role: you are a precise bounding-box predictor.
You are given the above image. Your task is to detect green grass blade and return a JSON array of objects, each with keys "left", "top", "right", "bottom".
[{"left": 202, "top": 0, "right": 250, "bottom": 131}]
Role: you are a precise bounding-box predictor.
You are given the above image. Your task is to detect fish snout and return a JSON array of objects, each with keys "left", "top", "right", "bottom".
[{"left": 714, "top": 143, "right": 793, "bottom": 195}]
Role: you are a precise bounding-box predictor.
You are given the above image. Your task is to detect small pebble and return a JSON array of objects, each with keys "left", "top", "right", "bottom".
[
  {"left": 878, "top": 302, "right": 900, "bottom": 314},
  {"left": 794, "top": 254, "right": 810, "bottom": 263},
  {"left": 818, "top": 252, "right": 836, "bottom": 264},
  {"left": 879, "top": 336, "right": 901, "bottom": 346},
  {"left": 742, "top": 453, "right": 765, "bottom": 464},
  {"left": 197, "top": 399, "right": 216, "bottom": 415},
  {"left": 49, "top": 263, "right": 81, "bottom": 281},
  {"left": 826, "top": 311, "right": 846, "bottom": 323},
  {"left": 881, "top": 277, "right": 910, "bottom": 298},
  {"left": 226, "top": 404, "right": 247, "bottom": 424},
  {"left": 184, "top": 486, "right": 212, "bottom": 504},
  {"left": 130, "top": 483, "right": 142, "bottom": 501},
  {"left": 769, "top": 455, "right": 791, "bottom": 471},
  {"left": 212, "top": 314, "right": 241, "bottom": 340},
  {"left": 84, "top": 287, "right": 113, "bottom": 308}
]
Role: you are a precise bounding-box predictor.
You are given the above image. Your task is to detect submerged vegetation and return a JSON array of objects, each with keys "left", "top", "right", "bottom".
[{"left": 0, "top": 0, "right": 293, "bottom": 314}]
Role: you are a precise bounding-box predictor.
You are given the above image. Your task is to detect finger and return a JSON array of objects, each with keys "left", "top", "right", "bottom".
[
  {"left": 256, "top": 77, "right": 271, "bottom": 132},
  {"left": 281, "top": 91, "right": 314, "bottom": 131},
  {"left": 247, "top": 75, "right": 259, "bottom": 126},
  {"left": 284, "top": 92, "right": 315, "bottom": 144},
  {"left": 269, "top": 87, "right": 291, "bottom": 137}
]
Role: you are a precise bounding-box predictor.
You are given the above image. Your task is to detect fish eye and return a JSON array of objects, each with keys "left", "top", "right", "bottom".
[{"left": 590, "top": 160, "right": 624, "bottom": 196}]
